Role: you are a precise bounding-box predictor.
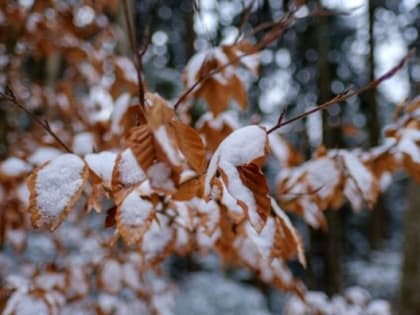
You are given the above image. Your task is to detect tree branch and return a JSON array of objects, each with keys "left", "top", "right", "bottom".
[
  {"left": 267, "top": 48, "right": 415, "bottom": 134},
  {"left": 173, "top": 6, "right": 301, "bottom": 111},
  {"left": 235, "top": 0, "right": 256, "bottom": 43},
  {"left": 122, "top": 0, "right": 147, "bottom": 117},
  {"left": 0, "top": 88, "right": 72, "bottom": 153}
]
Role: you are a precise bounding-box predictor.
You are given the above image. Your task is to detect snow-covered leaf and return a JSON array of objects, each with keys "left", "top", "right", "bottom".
[
  {"left": 116, "top": 189, "right": 155, "bottom": 245},
  {"left": 28, "top": 154, "right": 88, "bottom": 231}
]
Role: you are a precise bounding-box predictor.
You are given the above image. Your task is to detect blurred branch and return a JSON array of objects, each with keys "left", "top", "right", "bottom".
[
  {"left": 122, "top": 0, "right": 148, "bottom": 123},
  {"left": 235, "top": 0, "right": 256, "bottom": 42},
  {"left": 267, "top": 49, "right": 415, "bottom": 134},
  {"left": 0, "top": 88, "right": 72, "bottom": 153},
  {"left": 173, "top": 9, "right": 296, "bottom": 111}
]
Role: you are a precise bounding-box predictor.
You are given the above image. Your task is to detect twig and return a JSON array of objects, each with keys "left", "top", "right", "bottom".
[
  {"left": 235, "top": 0, "right": 257, "bottom": 43},
  {"left": 0, "top": 88, "right": 72, "bottom": 153},
  {"left": 267, "top": 48, "right": 415, "bottom": 134},
  {"left": 122, "top": 0, "right": 147, "bottom": 115},
  {"left": 173, "top": 8, "right": 297, "bottom": 111},
  {"left": 173, "top": 47, "right": 258, "bottom": 110}
]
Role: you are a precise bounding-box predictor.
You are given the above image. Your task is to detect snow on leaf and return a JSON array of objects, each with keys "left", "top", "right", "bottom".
[
  {"left": 3, "top": 290, "right": 51, "bottom": 315},
  {"left": 305, "top": 156, "right": 342, "bottom": 210},
  {"left": 154, "top": 125, "right": 183, "bottom": 167},
  {"left": 148, "top": 162, "right": 175, "bottom": 193},
  {"left": 205, "top": 125, "right": 269, "bottom": 232},
  {"left": 28, "top": 147, "right": 62, "bottom": 166},
  {"left": 245, "top": 199, "right": 305, "bottom": 266},
  {"left": 85, "top": 151, "right": 117, "bottom": 188},
  {"left": 116, "top": 189, "right": 154, "bottom": 245},
  {"left": 110, "top": 92, "right": 131, "bottom": 135},
  {"left": 205, "top": 125, "right": 268, "bottom": 194},
  {"left": 0, "top": 157, "right": 32, "bottom": 178},
  {"left": 112, "top": 148, "right": 146, "bottom": 204},
  {"left": 340, "top": 151, "right": 378, "bottom": 209},
  {"left": 142, "top": 213, "right": 176, "bottom": 267},
  {"left": 28, "top": 154, "right": 88, "bottom": 231},
  {"left": 72, "top": 132, "right": 95, "bottom": 155},
  {"left": 99, "top": 259, "right": 123, "bottom": 294}
]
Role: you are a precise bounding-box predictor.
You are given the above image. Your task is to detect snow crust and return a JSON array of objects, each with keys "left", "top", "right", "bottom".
[
  {"left": 154, "top": 126, "right": 182, "bottom": 166},
  {"left": 1, "top": 157, "right": 32, "bottom": 177},
  {"left": 34, "top": 154, "right": 86, "bottom": 220},
  {"left": 119, "top": 190, "right": 153, "bottom": 226},
  {"left": 85, "top": 151, "right": 117, "bottom": 187},
  {"left": 118, "top": 148, "right": 146, "bottom": 185},
  {"left": 28, "top": 147, "right": 62, "bottom": 166},
  {"left": 205, "top": 125, "right": 267, "bottom": 194},
  {"left": 73, "top": 132, "right": 95, "bottom": 155}
]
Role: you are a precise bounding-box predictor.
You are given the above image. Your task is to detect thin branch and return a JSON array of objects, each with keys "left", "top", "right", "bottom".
[
  {"left": 173, "top": 8, "right": 297, "bottom": 111},
  {"left": 235, "top": 0, "right": 256, "bottom": 42},
  {"left": 122, "top": 0, "right": 147, "bottom": 116},
  {"left": 267, "top": 48, "right": 415, "bottom": 134},
  {"left": 173, "top": 47, "right": 258, "bottom": 110},
  {"left": 0, "top": 88, "right": 72, "bottom": 153}
]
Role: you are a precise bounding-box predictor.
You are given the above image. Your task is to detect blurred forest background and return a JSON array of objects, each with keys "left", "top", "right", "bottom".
[
  {"left": 1, "top": 0, "right": 420, "bottom": 314},
  {"left": 113, "top": 0, "right": 420, "bottom": 312}
]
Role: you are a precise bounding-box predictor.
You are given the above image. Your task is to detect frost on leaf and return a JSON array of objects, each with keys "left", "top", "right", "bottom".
[
  {"left": 205, "top": 125, "right": 270, "bottom": 232},
  {"left": 116, "top": 189, "right": 154, "bottom": 245},
  {"left": 28, "top": 154, "right": 88, "bottom": 231},
  {"left": 246, "top": 199, "right": 305, "bottom": 266},
  {"left": 98, "top": 258, "right": 123, "bottom": 294},
  {"left": 0, "top": 157, "right": 32, "bottom": 179},
  {"left": 112, "top": 148, "right": 146, "bottom": 204},
  {"left": 85, "top": 151, "right": 117, "bottom": 188},
  {"left": 340, "top": 151, "right": 379, "bottom": 211},
  {"left": 142, "top": 213, "right": 176, "bottom": 267}
]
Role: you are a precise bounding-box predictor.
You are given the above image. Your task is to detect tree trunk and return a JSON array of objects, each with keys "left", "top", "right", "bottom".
[
  {"left": 367, "top": 0, "right": 389, "bottom": 250},
  {"left": 399, "top": 179, "right": 420, "bottom": 315},
  {"left": 307, "top": 7, "right": 343, "bottom": 295}
]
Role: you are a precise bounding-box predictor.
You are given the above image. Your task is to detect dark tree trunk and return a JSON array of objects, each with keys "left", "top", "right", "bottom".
[
  {"left": 367, "top": 0, "right": 389, "bottom": 250},
  {"left": 307, "top": 7, "right": 343, "bottom": 295},
  {"left": 399, "top": 179, "right": 420, "bottom": 315}
]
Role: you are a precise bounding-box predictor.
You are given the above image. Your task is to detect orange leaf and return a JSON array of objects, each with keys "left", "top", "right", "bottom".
[
  {"left": 172, "top": 175, "right": 204, "bottom": 201},
  {"left": 229, "top": 75, "right": 247, "bottom": 110},
  {"left": 237, "top": 163, "right": 270, "bottom": 232},
  {"left": 126, "top": 125, "right": 156, "bottom": 170},
  {"left": 170, "top": 120, "right": 206, "bottom": 173}
]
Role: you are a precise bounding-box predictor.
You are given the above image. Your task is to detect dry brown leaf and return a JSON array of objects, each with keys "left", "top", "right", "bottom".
[
  {"left": 198, "top": 79, "right": 231, "bottom": 117},
  {"left": 170, "top": 120, "right": 206, "bottom": 173},
  {"left": 172, "top": 175, "right": 204, "bottom": 201},
  {"left": 230, "top": 75, "right": 247, "bottom": 110},
  {"left": 237, "top": 163, "right": 270, "bottom": 232},
  {"left": 145, "top": 92, "right": 175, "bottom": 130},
  {"left": 126, "top": 125, "right": 156, "bottom": 170}
]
